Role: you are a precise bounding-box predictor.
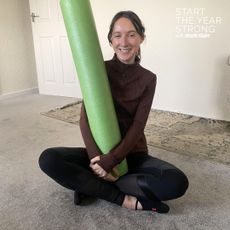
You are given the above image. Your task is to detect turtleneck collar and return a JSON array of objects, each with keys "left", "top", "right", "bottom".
[{"left": 112, "top": 54, "right": 140, "bottom": 69}]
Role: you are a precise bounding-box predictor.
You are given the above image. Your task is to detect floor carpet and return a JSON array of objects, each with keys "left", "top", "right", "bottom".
[{"left": 42, "top": 101, "right": 230, "bottom": 165}]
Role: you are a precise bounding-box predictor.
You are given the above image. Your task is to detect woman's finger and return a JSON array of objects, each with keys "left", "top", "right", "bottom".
[
  {"left": 90, "top": 156, "right": 100, "bottom": 164},
  {"left": 103, "top": 173, "right": 118, "bottom": 182},
  {"left": 111, "top": 167, "right": 120, "bottom": 178}
]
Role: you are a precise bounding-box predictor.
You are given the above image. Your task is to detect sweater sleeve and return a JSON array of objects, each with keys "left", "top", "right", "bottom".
[
  {"left": 98, "top": 75, "right": 157, "bottom": 173},
  {"left": 79, "top": 103, "right": 102, "bottom": 160}
]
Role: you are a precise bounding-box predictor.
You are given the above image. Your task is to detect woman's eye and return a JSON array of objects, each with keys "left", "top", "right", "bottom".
[
  {"left": 113, "top": 34, "right": 121, "bottom": 38},
  {"left": 129, "top": 33, "right": 136, "bottom": 37}
]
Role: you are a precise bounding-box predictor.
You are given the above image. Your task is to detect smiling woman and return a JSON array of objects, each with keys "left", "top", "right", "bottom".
[
  {"left": 110, "top": 18, "right": 143, "bottom": 64},
  {"left": 108, "top": 11, "right": 145, "bottom": 64},
  {"left": 39, "top": 9, "right": 188, "bottom": 214}
]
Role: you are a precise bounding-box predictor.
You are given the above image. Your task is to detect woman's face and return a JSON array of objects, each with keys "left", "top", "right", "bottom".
[{"left": 110, "top": 17, "right": 143, "bottom": 64}]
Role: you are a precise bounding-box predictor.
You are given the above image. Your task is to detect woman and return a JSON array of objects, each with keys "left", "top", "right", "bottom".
[{"left": 39, "top": 11, "right": 188, "bottom": 213}]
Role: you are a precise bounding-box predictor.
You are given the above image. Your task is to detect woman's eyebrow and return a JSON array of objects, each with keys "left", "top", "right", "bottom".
[
  {"left": 112, "top": 30, "right": 137, "bottom": 34},
  {"left": 112, "top": 32, "right": 121, "bottom": 35},
  {"left": 128, "top": 30, "right": 137, "bottom": 34}
]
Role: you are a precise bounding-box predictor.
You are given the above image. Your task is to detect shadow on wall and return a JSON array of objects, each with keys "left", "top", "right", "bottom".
[{"left": 216, "top": 55, "right": 230, "bottom": 121}]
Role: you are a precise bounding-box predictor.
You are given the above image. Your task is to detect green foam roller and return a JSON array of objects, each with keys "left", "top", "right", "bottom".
[{"left": 60, "top": 0, "right": 127, "bottom": 176}]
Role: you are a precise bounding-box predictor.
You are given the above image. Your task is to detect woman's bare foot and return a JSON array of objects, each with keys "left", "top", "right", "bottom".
[{"left": 122, "top": 195, "right": 143, "bottom": 210}]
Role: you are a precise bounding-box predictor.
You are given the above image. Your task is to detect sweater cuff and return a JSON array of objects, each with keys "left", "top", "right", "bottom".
[
  {"left": 87, "top": 151, "right": 101, "bottom": 161},
  {"left": 97, "top": 154, "right": 119, "bottom": 173}
]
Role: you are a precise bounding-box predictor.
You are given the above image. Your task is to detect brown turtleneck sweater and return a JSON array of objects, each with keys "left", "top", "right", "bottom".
[{"left": 79, "top": 55, "right": 157, "bottom": 173}]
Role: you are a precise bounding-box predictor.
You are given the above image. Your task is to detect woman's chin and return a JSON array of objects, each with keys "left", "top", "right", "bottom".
[{"left": 117, "top": 55, "right": 135, "bottom": 64}]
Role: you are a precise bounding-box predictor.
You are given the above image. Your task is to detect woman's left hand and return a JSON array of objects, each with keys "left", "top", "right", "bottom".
[
  {"left": 90, "top": 156, "right": 107, "bottom": 177},
  {"left": 90, "top": 156, "right": 118, "bottom": 182}
]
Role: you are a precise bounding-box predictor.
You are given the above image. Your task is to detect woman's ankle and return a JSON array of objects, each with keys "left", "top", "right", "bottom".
[{"left": 122, "top": 195, "right": 142, "bottom": 210}]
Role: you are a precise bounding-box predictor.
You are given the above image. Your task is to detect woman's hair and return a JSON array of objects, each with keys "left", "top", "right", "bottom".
[{"left": 107, "top": 11, "right": 145, "bottom": 59}]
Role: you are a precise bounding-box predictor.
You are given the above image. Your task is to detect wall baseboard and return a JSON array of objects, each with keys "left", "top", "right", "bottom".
[{"left": 0, "top": 87, "right": 39, "bottom": 100}]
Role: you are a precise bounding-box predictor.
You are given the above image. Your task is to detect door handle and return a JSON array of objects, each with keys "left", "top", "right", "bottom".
[{"left": 31, "top": 12, "right": 40, "bottom": 22}]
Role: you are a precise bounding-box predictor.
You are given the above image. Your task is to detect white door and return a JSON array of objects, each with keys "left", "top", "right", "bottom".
[{"left": 29, "top": 0, "right": 82, "bottom": 98}]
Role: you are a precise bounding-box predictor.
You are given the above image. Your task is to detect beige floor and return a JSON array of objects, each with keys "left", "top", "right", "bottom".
[{"left": 0, "top": 92, "right": 230, "bottom": 230}]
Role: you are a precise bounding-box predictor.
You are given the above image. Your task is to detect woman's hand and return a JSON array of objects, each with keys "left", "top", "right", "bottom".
[
  {"left": 90, "top": 156, "right": 119, "bottom": 182},
  {"left": 90, "top": 156, "right": 107, "bottom": 177}
]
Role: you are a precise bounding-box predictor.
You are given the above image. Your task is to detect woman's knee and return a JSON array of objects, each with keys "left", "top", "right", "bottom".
[
  {"left": 166, "top": 169, "right": 189, "bottom": 199},
  {"left": 38, "top": 148, "right": 58, "bottom": 173},
  {"left": 178, "top": 170, "right": 189, "bottom": 196}
]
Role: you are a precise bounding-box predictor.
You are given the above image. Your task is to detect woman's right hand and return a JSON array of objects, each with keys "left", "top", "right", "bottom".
[{"left": 90, "top": 156, "right": 119, "bottom": 182}]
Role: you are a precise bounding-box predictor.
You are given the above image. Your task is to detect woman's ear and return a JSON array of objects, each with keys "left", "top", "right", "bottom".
[{"left": 140, "top": 35, "right": 145, "bottom": 44}]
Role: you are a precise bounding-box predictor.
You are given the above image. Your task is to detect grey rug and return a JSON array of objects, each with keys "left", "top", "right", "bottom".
[{"left": 42, "top": 101, "right": 230, "bottom": 165}]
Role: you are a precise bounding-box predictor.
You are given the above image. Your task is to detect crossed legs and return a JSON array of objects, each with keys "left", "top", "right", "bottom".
[{"left": 39, "top": 147, "right": 188, "bottom": 212}]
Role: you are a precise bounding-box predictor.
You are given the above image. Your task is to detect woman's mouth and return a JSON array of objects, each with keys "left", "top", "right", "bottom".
[{"left": 119, "top": 47, "right": 131, "bottom": 53}]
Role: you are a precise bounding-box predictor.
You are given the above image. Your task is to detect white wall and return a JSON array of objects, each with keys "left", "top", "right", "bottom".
[
  {"left": 91, "top": 0, "right": 230, "bottom": 121},
  {"left": 0, "top": 0, "right": 37, "bottom": 96},
  {"left": 1, "top": 0, "right": 229, "bottom": 121}
]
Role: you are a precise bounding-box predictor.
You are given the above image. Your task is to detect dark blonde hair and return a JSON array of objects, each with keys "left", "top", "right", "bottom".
[{"left": 107, "top": 11, "right": 145, "bottom": 59}]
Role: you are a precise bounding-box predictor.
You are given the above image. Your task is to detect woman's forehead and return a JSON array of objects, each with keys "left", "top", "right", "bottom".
[{"left": 112, "top": 17, "right": 136, "bottom": 32}]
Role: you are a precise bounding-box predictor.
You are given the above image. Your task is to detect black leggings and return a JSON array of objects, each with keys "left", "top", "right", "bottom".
[{"left": 39, "top": 147, "right": 188, "bottom": 206}]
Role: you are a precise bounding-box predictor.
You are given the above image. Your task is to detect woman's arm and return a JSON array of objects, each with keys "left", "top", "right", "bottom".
[
  {"left": 79, "top": 103, "right": 102, "bottom": 160},
  {"left": 97, "top": 76, "right": 157, "bottom": 173}
]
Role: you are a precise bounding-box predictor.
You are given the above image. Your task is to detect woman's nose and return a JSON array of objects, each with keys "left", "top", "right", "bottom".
[{"left": 120, "top": 35, "right": 128, "bottom": 46}]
